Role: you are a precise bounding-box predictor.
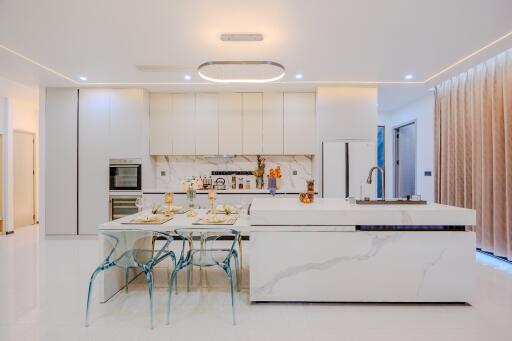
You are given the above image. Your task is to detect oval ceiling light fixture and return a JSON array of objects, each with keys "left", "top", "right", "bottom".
[{"left": 197, "top": 61, "right": 285, "bottom": 83}]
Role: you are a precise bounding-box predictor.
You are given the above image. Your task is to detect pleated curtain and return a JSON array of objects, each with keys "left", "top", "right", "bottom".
[{"left": 434, "top": 48, "right": 512, "bottom": 260}]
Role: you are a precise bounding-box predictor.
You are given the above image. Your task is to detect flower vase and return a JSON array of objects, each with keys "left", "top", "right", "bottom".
[
  {"left": 186, "top": 188, "right": 197, "bottom": 208},
  {"left": 256, "top": 176, "right": 264, "bottom": 189}
]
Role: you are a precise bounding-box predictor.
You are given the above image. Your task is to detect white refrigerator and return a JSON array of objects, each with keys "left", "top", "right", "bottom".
[{"left": 322, "top": 140, "right": 376, "bottom": 199}]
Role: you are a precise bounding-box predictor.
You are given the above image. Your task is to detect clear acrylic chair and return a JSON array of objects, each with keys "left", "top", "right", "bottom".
[
  {"left": 166, "top": 228, "right": 240, "bottom": 325},
  {"left": 85, "top": 229, "right": 177, "bottom": 329}
]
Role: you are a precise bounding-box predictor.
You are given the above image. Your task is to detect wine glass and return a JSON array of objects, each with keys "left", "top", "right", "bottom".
[{"left": 135, "top": 197, "right": 144, "bottom": 212}]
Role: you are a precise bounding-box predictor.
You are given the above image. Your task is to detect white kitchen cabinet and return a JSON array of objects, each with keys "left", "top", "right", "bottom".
[
  {"left": 262, "top": 92, "right": 284, "bottom": 154},
  {"left": 172, "top": 93, "right": 196, "bottom": 155},
  {"left": 109, "top": 89, "right": 145, "bottom": 158},
  {"left": 149, "top": 93, "right": 173, "bottom": 155},
  {"left": 218, "top": 93, "right": 242, "bottom": 155},
  {"left": 284, "top": 93, "right": 316, "bottom": 154},
  {"left": 242, "top": 93, "right": 263, "bottom": 154},
  {"left": 45, "top": 89, "right": 78, "bottom": 235},
  {"left": 195, "top": 93, "right": 219, "bottom": 155},
  {"left": 78, "top": 89, "right": 110, "bottom": 235}
]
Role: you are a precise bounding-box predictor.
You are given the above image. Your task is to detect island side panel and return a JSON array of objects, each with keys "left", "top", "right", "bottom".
[{"left": 250, "top": 231, "right": 475, "bottom": 303}]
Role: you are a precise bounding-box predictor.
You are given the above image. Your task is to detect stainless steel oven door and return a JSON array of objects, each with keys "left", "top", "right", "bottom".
[
  {"left": 109, "top": 195, "right": 141, "bottom": 221},
  {"left": 109, "top": 164, "right": 142, "bottom": 191}
]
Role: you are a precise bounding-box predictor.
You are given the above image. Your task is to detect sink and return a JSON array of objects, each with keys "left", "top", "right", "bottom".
[{"left": 355, "top": 199, "right": 427, "bottom": 205}]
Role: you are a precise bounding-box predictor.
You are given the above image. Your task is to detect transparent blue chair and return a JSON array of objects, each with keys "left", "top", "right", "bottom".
[
  {"left": 166, "top": 228, "right": 240, "bottom": 325},
  {"left": 85, "top": 229, "right": 177, "bottom": 329}
]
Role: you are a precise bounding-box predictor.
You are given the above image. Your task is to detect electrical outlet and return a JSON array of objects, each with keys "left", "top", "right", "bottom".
[
  {"left": 160, "top": 171, "right": 166, "bottom": 176},
  {"left": 292, "top": 170, "right": 298, "bottom": 175}
]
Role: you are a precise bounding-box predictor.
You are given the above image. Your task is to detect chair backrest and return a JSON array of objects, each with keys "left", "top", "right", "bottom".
[
  {"left": 99, "top": 229, "right": 173, "bottom": 267},
  {"left": 174, "top": 228, "right": 239, "bottom": 256}
]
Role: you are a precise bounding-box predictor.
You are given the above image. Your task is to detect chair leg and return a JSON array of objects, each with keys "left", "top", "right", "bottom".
[
  {"left": 226, "top": 267, "right": 236, "bottom": 326},
  {"left": 166, "top": 269, "right": 178, "bottom": 325},
  {"left": 125, "top": 268, "right": 130, "bottom": 293},
  {"left": 85, "top": 267, "right": 103, "bottom": 327},
  {"left": 145, "top": 271, "right": 154, "bottom": 329},
  {"left": 233, "top": 254, "right": 240, "bottom": 292},
  {"left": 187, "top": 265, "right": 191, "bottom": 291}
]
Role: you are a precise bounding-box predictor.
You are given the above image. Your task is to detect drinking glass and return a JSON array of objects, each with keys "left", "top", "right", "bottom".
[{"left": 135, "top": 197, "right": 144, "bottom": 212}]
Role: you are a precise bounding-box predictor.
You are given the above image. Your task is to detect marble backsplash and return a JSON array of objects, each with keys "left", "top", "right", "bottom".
[{"left": 152, "top": 155, "right": 314, "bottom": 192}]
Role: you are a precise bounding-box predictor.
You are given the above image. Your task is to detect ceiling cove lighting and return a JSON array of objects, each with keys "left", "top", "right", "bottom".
[
  {"left": 197, "top": 61, "right": 285, "bottom": 83},
  {"left": 404, "top": 74, "right": 414, "bottom": 80},
  {"left": 79, "top": 76, "right": 87, "bottom": 81}
]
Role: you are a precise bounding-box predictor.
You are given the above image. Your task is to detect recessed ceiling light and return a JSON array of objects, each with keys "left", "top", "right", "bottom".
[
  {"left": 79, "top": 76, "right": 87, "bottom": 81},
  {"left": 404, "top": 74, "right": 414, "bottom": 80},
  {"left": 295, "top": 73, "right": 303, "bottom": 79},
  {"left": 184, "top": 74, "right": 191, "bottom": 80}
]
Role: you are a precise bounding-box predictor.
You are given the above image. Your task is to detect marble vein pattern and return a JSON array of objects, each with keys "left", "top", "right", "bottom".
[
  {"left": 153, "top": 155, "right": 313, "bottom": 191},
  {"left": 252, "top": 233, "right": 401, "bottom": 297}
]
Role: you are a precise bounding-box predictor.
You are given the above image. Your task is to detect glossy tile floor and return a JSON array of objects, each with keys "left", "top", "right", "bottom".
[{"left": 1, "top": 226, "right": 512, "bottom": 341}]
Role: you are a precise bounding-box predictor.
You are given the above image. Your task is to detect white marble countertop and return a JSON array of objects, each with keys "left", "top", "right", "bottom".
[
  {"left": 249, "top": 198, "right": 476, "bottom": 226},
  {"left": 143, "top": 188, "right": 308, "bottom": 194}
]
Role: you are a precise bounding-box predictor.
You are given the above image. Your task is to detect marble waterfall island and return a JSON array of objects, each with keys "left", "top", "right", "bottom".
[{"left": 249, "top": 198, "right": 476, "bottom": 303}]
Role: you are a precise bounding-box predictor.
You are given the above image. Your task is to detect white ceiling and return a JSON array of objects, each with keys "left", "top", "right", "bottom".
[{"left": 0, "top": 0, "right": 511, "bottom": 111}]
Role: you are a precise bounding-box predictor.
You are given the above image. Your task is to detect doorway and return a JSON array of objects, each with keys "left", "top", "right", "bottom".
[
  {"left": 14, "top": 130, "right": 35, "bottom": 228},
  {"left": 394, "top": 121, "right": 416, "bottom": 198}
]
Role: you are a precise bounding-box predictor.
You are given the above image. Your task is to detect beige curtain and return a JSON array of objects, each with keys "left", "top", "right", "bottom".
[{"left": 435, "top": 48, "right": 512, "bottom": 260}]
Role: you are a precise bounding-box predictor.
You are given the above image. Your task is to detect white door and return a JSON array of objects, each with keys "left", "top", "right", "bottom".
[
  {"left": 110, "top": 89, "right": 144, "bottom": 158},
  {"left": 348, "top": 141, "right": 376, "bottom": 199},
  {"left": 395, "top": 122, "right": 416, "bottom": 197},
  {"left": 14, "top": 131, "right": 35, "bottom": 228},
  {"left": 322, "top": 141, "right": 347, "bottom": 198}
]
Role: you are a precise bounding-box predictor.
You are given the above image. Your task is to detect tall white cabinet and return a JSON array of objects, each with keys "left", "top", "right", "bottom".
[
  {"left": 45, "top": 88, "right": 149, "bottom": 236},
  {"left": 78, "top": 89, "right": 110, "bottom": 235},
  {"left": 45, "top": 89, "right": 78, "bottom": 235}
]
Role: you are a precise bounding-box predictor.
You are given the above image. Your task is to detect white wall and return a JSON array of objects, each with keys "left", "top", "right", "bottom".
[
  {"left": 0, "top": 76, "right": 39, "bottom": 232},
  {"left": 316, "top": 87, "right": 378, "bottom": 195},
  {"left": 378, "top": 92, "right": 435, "bottom": 202}
]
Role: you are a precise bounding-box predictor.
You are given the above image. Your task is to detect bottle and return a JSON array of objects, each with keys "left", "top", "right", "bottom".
[
  {"left": 245, "top": 179, "right": 251, "bottom": 190},
  {"left": 231, "top": 175, "right": 237, "bottom": 189},
  {"left": 238, "top": 177, "right": 244, "bottom": 189}
]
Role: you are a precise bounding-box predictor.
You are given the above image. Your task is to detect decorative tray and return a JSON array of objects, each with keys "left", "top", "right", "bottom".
[
  {"left": 157, "top": 207, "right": 190, "bottom": 214},
  {"left": 122, "top": 215, "right": 174, "bottom": 225},
  {"left": 193, "top": 214, "right": 239, "bottom": 225}
]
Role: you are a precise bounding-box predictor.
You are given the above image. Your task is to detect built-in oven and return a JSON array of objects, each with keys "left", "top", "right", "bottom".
[
  {"left": 109, "top": 159, "right": 142, "bottom": 191},
  {"left": 109, "top": 195, "right": 141, "bottom": 221}
]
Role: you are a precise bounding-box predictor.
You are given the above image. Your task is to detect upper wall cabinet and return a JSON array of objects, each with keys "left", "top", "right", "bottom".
[
  {"left": 242, "top": 93, "right": 263, "bottom": 154},
  {"left": 148, "top": 91, "right": 315, "bottom": 155},
  {"left": 149, "top": 93, "right": 173, "bottom": 155},
  {"left": 218, "top": 93, "right": 242, "bottom": 155},
  {"left": 172, "top": 93, "right": 196, "bottom": 155},
  {"left": 262, "top": 92, "right": 284, "bottom": 154},
  {"left": 284, "top": 93, "right": 316, "bottom": 154},
  {"left": 110, "top": 89, "right": 145, "bottom": 158},
  {"left": 195, "top": 93, "right": 219, "bottom": 155}
]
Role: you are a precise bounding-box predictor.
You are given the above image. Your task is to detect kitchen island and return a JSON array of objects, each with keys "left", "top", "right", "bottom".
[
  {"left": 249, "top": 198, "right": 476, "bottom": 303},
  {"left": 96, "top": 198, "right": 476, "bottom": 305}
]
